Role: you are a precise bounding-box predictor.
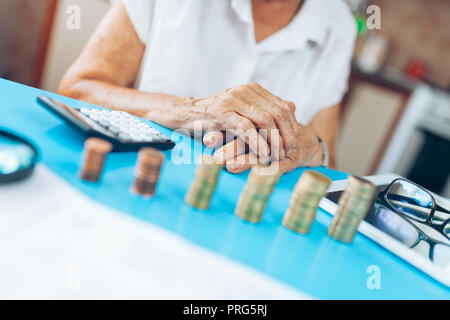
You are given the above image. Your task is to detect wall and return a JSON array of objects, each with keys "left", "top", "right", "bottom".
[
  {"left": 0, "top": 0, "right": 17, "bottom": 77},
  {"left": 41, "top": 0, "right": 111, "bottom": 92},
  {"left": 336, "top": 83, "right": 404, "bottom": 175},
  {"left": 0, "top": 0, "right": 50, "bottom": 84},
  {"left": 374, "top": 0, "right": 450, "bottom": 88}
]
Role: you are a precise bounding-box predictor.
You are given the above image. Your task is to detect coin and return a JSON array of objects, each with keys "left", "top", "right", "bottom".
[
  {"left": 133, "top": 147, "right": 165, "bottom": 197},
  {"left": 185, "top": 155, "right": 223, "bottom": 210},
  {"left": 80, "top": 138, "right": 113, "bottom": 182},
  {"left": 328, "top": 176, "right": 376, "bottom": 243},
  {"left": 282, "top": 170, "right": 331, "bottom": 234},
  {"left": 235, "top": 165, "right": 280, "bottom": 223}
]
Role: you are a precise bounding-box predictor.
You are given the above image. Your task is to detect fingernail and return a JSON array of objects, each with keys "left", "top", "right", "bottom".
[
  {"left": 213, "top": 151, "right": 226, "bottom": 163},
  {"left": 204, "top": 135, "right": 213, "bottom": 146},
  {"left": 261, "top": 148, "right": 270, "bottom": 160}
]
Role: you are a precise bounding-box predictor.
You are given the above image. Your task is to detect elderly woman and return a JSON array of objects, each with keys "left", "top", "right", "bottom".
[{"left": 59, "top": 0, "right": 356, "bottom": 173}]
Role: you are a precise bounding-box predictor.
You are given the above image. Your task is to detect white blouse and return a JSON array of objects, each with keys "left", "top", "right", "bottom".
[{"left": 123, "top": 0, "right": 356, "bottom": 125}]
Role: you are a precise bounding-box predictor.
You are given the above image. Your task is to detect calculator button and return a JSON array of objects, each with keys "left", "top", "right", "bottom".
[
  {"left": 118, "top": 125, "right": 132, "bottom": 132},
  {"left": 89, "top": 113, "right": 101, "bottom": 121},
  {"left": 111, "top": 118, "right": 120, "bottom": 125},
  {"left": 101, "top": 113, "right": 115, "bottom": 119},
  {"left": 98, "top": 119, "right": 110, "bottom": 127},
  {"left": 109, "top": 119, "right": 125, "bottom": 127},
  {"left": 108, "top": 126, "right": 120, "bottom": 135},
  {"left": 118, "top": 132, "right": 131, "bottom": 141},
  {"left": 121, "top": 118, "right": 134, "bottom": 124},
  {"left": 125, "top": 122, "right": 136, "bottom": 127},
  {"left": 114, "top": 120, "right": 126, "bottom": 126},
  {"left": 99, "top": 115, "right": 113, "bottom": 122},
  {"left": 111, "top": 110, "right": 128, "bottom": 116},
  {"left": 80, "top": 108, "right": 92, "bottom": 115},
  {"left": 129, "top": 134, "right": 143, "bottom": 141},
  {"left": 112, "top": 115, "right": 126, "bottom": 120},
  {"left": 131, "top": 125, "right": 143, "bottom": 131},
  {"left": 142, "top": 136, "right": 154, "bottom": 143},
  {"left": 143, "top": 127, "right": 159, "bottom": 134}
]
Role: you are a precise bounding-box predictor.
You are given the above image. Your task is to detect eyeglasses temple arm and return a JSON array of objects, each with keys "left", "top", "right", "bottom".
[{"left": 435, "top": 203, "right": 450, "bottom": 214}]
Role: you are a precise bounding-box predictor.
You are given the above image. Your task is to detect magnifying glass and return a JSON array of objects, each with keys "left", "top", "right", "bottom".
[{"left": 0, "top": 129, "right": 39, "bottom": 183}]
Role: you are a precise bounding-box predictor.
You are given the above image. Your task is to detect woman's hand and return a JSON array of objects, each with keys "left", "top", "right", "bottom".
[
  {"left": 208, "top": 122, "right": 324, "bottom": 174},
  {"left": 58, "top": 1, "right": 296, "bottom": 162},
  {"left": 190, "top": 83, "right": 299, "bottom": 161}
]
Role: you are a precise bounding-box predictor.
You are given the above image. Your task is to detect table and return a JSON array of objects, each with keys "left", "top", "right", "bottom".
[{"left": 0, "top": 78, "right": 448, "bottom": 299}]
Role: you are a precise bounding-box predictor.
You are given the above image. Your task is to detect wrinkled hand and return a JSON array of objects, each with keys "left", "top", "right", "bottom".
[
  {"left": 195, "top": 83, "right": 299, "bottom": 161},
  {"left": 205, "top": 122, "right": 324, "bottom": 174}
]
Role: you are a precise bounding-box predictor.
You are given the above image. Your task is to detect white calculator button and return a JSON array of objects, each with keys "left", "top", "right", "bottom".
[
  {"left": 138, "top": 125, "right": 150, "bottom": 131},
  {"left": 80, "top": 108, "right": 91, "bottom": 115},
  {"left": 118, "top": 133, "right": 131, "bottom": 140},
  {"left": 128, "top": 129, "right": 142, "bottom": 136},
  {"left": 112, "top": 110, "right": 128, "bottom": 116},
  {"left": 123, "top": 119, "right": 135, "bottom": 126},
  {"left": 144, "top": 134, "right": 157, "bottom": 141},
  {"left": 129, "top": 133, "right": 143, "bottom": 141},
  {"left": 136, "top": 135, "right": 147, "bottom": 141},
  {"left": 129, "top": 123, "right": 142, "bottom": 129},
  {"left": 108, "top": 126, "right": 120, "bottom": 135},
  {"left": 119, "top": 125, "right": 131, "bottom": 132},
  {"left": 98, "top": 119, "right": 110, "bottom": 127},
  {"left": 89, "top": 113, "right": 101, "bottom": 121},
  {"left": 143, "top": 127, "right": 158, "bottom": 133},
  {"left": 110, "top": 119, "right": 124, "bottom": 127},
  {"left": 128, "top": 121, "right": 141, "bottom": 127}
]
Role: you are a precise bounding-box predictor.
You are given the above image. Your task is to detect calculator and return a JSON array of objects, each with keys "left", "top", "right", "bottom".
[{"left": 37, "top": 95, "right": 175, "bottom": 152}]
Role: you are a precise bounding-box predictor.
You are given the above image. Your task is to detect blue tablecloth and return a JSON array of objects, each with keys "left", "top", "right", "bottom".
[{"left": 0, "top": 78, "right": 448, "bottom": 299}]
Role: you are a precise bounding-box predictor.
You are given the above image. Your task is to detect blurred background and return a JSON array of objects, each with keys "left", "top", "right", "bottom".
[{"left": 0, "top": 0, "right": 449, "bottom": 196}]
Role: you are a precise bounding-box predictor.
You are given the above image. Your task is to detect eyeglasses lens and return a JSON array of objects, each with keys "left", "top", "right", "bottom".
[
  {"left": 374, "top": 206, "right": 419, "bottom": 247},
  {"left": 386, "top": 180, "right": 433, "bottom": 222}
]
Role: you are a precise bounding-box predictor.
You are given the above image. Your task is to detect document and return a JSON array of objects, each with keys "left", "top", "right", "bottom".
[{"left": 0, "top": 165, "right": 308, "bottom": 299}]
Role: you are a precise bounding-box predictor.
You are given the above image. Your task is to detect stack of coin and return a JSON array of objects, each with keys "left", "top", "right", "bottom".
[
  {"left": 328, "top": 176, "right": 376, "bottom": 243},
  {"left": 80, "top": 138, "right": 113, "bottom": 182},
  {"left": 282, "top": 170, "right": 331, "bottom": 234},
  {"left": 185, "top": 155, "right": 223, "bottom": 210},
  {"left": 133, "top": 147, "right": 165, "bottom": 197},
  {"left": 235, "top": 165, "right": 280, "bottom": 223}
]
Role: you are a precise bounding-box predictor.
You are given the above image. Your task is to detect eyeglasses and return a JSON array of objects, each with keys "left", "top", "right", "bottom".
[
  {"left": 378, "top": 178, "right": 450, "bottom": 241},
  {"left": 370, "top": 178, "right": 450, "bottom": 264},
  {"left": 372, "top": 204, "right": 450, "bottom": 264}
]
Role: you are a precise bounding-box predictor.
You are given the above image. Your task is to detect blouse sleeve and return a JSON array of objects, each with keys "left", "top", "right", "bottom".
[{"left": 122, "top": 0, "right": 156, "bottom": 44}]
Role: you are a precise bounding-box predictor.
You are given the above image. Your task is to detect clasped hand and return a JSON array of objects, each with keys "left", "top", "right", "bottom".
[{"left": 187, "top": 83, "right": 323, "bottom": 174}]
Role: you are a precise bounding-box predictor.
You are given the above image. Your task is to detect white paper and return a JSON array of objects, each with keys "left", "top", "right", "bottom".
[{"left": 0, "top": 165, "right": 309, "bottom": 299}]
